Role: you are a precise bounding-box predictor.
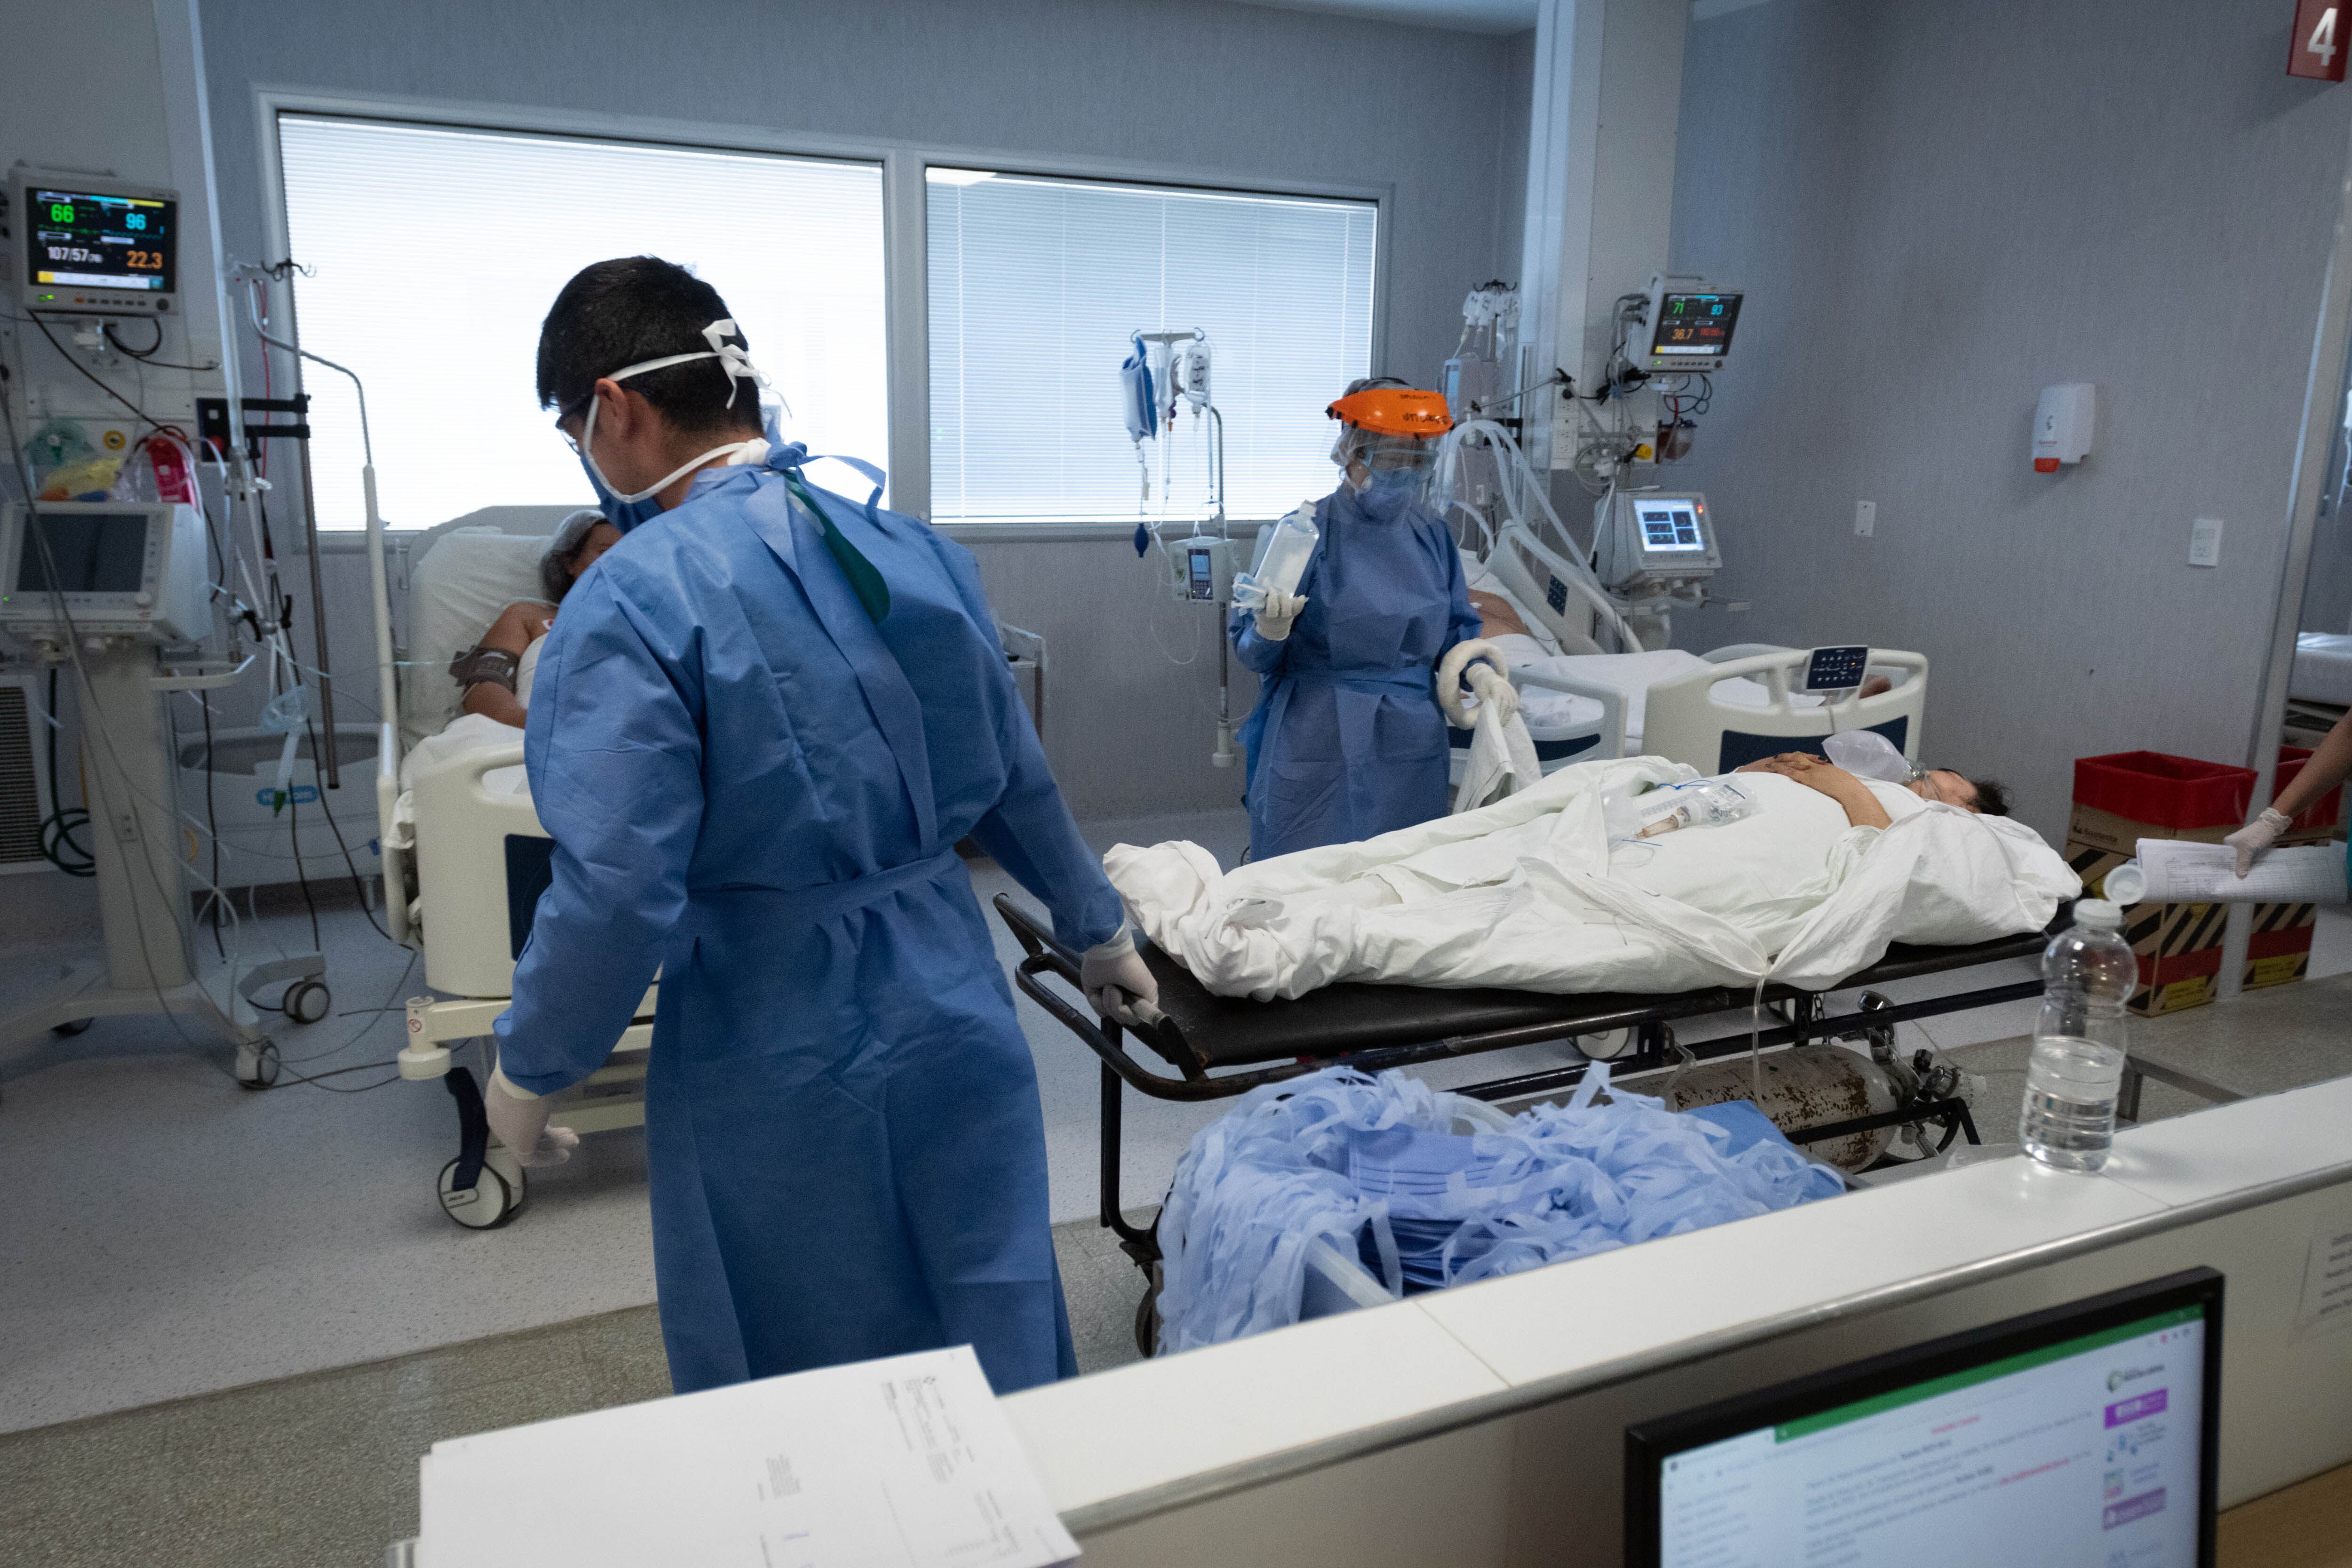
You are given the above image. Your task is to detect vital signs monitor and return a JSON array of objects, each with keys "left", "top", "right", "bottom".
[{"left": 10, "top": 170, "right": 179, "bottom": 316}]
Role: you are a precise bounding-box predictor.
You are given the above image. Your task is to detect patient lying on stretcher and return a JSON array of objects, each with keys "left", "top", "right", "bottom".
[{"left": 1106, "top": 750, "right": 2076, "bottom": 1003}]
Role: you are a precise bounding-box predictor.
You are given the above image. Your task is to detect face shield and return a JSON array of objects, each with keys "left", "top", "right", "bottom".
[
  {"left": 1341, "top": 430, "right": 1439, "bottom": 509},
  {"left": 1327, "top": 385, "right": 1452, "bottom": 517}
]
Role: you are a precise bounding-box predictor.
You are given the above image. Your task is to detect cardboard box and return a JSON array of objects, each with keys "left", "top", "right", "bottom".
[
  {"left": 2069, "top": 751, "right": 2257, "bottom": 1017},
  {"left": 2235, "top": 751, "right": 2340, "bottom": 992},
  {"left": 2242, "top": 816, "right": 2338, "bottom": 992}
]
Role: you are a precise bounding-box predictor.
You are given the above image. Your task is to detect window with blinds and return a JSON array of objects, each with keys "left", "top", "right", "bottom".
[
  {"left": 927, "top": 169, "right": 1377, "bottom": 524},
  {"left": 274, "top": 116, "right": 887, "bottom": 529}
]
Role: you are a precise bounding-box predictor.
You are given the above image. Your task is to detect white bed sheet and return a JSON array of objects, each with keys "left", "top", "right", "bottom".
[
  {"left": 2293, "top": 631, "right": 2352, "bottom": 707},
  {"left": 1110, "top": 756, "right": 2077, "bottom": 1002}
]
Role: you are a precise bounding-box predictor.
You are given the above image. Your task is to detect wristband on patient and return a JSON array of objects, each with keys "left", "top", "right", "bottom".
[{"left": 449, "top": 645, "right": 521, "bottom": 693}]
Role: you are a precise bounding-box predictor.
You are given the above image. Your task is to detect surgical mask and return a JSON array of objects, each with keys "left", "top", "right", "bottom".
[
  {"left": 1348, "top": 464, "right": 1430, "bottom": 522},
  {"left": 566, "top": 318, "right": 770, "bottom": 512}
]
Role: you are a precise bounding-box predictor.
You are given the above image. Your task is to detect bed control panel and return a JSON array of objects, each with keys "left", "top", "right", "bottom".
[{"left": 1802, "top": 645, "right": 1871, "bottom": 691}]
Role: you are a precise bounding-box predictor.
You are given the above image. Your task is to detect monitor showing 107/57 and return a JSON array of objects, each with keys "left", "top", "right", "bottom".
[{"left": 24, "top": 186, "right": 176, "bottom": 300}]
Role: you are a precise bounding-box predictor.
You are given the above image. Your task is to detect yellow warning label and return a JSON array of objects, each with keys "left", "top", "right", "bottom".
[{"left": 2246, "top": 954, "right": 2309, "bottom": 990}]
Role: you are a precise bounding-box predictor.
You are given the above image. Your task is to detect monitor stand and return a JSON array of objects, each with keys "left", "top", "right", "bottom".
[{"left": 0, "top": 643, "right": 322, "bottom": 1086}]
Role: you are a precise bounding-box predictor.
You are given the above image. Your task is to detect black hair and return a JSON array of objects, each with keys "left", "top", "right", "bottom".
[
  {"left": 1969, "top": 777, "right": 2013, "bottom": 818},
  {"left": 535, "top": 257, "right": 760, "bottom": 436},
  {"left": 539, "top": 521, "right": 610, "bottom": 605}
]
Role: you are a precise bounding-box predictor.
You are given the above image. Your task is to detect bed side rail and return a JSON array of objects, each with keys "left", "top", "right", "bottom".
[{"left": 1511, "top": 665, "right": 1629, "bottom": 760}]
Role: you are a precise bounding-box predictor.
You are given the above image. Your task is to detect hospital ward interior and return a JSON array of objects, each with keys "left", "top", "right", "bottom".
[{"left": 9, "top": 1, "right": 2352, "bottom": 1564}]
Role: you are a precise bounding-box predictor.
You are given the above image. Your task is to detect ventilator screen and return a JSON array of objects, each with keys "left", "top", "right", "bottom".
[
  {"left": 1625, "top": 1269, "right": 2220, "bottom": 1568},
  {"left": 1638, "top": 505, "right": 1707, "bottom": 553},
  {"left": 16, "top": 510, "right": 150, "bottom": 594}
]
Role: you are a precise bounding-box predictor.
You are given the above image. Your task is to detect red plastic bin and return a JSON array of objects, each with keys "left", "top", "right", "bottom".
[
  {"left": 2275, "top": 747, "right": 2345, "bottom": 838},
  {"left": 2072, "top": 752, "right": 2256, "bottom": 833}
]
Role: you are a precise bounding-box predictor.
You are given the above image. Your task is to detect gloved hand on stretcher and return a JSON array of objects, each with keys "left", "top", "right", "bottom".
[
  {"left": 1081, "top": 924, "right": 1162, "bottom": 1028},
  {"left": 1436, "top": 639, "right": 1518, "bottom": 728},
  {"left": 485, "top": 1064, "right": 581, "bottom": 1167}
]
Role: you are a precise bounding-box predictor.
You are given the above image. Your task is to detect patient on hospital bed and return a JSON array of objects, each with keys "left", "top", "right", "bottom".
[
  {"left": 398, "top": 510, "right": 615, "bottom": 791},
  {"left": 1108, "top": 750, "right": 2074, "bottom": 1004}
]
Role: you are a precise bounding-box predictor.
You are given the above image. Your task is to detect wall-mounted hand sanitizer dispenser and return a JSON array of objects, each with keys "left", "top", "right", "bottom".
[{"left": 2033, "top": 383, "right": 2095, "bottom": 472}]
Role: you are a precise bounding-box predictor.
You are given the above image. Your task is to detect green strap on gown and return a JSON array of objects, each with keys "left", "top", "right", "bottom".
[{"left": 782, "top": 470, "right": 890, "bottom": 623}]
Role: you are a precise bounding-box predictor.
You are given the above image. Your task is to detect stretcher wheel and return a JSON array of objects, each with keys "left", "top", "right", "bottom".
[
  {"left": 1133, "top": 1261, "right": 1164, "bottom": 1359},
  {"left": 437, "top": 1157, "right": 524, "bottom": 1229},
  {"left": 52, "top": 1017, "right": 93, "bottom": 1037},
  {"left": 236, "top": 1040, "right": 281, "bottom": 1089},
  {"left": 282, "top": 979, "right": 332, "bottom": 1025}
]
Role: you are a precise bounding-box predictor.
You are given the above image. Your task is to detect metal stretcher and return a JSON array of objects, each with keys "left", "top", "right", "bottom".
[{"left": 999, "top": 893, "right": 2077, "bottom": 1340}]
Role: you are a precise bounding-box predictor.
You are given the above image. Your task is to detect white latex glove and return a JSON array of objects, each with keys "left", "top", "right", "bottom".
[
  {"left": 1465, "top": 662, "right": 1519, "bottom": 725},
  {"left": 1079, "top": 925, "right": 1160, "bottom": 1028},
  {"left": 485, "top": 1063, "right": 580, "bottom": 1167},
  {"left": 1252, "top": 590, "right": 1306, "bottom": 642},
  {"left": 2225, "top": 807, "right": 2292, "bottom": 877},
  {"left": 1436, "top": 638, "right": 1509, "bottom": 728}
]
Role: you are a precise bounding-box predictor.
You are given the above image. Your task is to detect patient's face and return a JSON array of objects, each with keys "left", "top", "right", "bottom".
[
  {"left": 571, "top": 523, "right": 623, "bottom": 580},
  {"left": 1909, "top": 769, "right": 1980, "bottom": 811}
]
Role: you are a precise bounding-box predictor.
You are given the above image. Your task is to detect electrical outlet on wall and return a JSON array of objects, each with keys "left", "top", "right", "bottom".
[
  {"left": 2189, "top": 517, "right": 2224, "bottom": 568},
  {"left": 1854, "top": 501, "right": 1876, "bottom": 537}
]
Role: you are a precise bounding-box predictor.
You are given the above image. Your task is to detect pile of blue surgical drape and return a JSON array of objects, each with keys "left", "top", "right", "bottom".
[{"left": 1153, "top": 1063, "right": 1843, "bottom": 1354}]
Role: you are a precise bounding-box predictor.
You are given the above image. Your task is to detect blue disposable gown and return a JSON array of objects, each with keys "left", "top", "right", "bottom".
[
  {"left": 495, "top": 446, "right": 1125, "bottom": 1396},
  {"left": 1230, "top": 485, "right": 1482, "bottom": 860}
]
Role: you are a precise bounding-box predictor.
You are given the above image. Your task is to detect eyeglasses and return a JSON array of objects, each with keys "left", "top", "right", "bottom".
[{"left": 554, "top": 395, "right": 594, "bottom": 454}]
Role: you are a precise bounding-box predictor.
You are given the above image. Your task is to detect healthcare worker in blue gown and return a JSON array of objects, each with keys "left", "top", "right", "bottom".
[
  {"left": 478, "top": 257, "right": 1159, "bottom": 1397},
  {"left": 1230, "top": 379, "right": 1520, "bottom": 861}
]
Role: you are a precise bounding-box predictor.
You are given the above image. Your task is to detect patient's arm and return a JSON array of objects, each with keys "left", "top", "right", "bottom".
[
  {"left": 459, "top": 601, "right": 555, "bottom": 729},
  {"left": 1739, "top": 754, "right": 1893, "bottom": 830}
]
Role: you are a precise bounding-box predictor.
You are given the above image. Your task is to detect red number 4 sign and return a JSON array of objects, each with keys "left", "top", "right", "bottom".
[{"left": 2293, "top": 0, "right": 2349, "bottom": 81}]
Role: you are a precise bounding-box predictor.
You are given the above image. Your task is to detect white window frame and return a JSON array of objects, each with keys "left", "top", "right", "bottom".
[{"left": 253, "top": 89, "right": 1391, "bottom": 544}]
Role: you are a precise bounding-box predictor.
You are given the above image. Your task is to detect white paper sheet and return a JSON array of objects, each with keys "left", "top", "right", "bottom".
[
  {"left": 2299, "top": 1215, "right": 2352, "bottom": 1336},
  {"left": 2130, "top": 839, "right": 2348, "bottom": 904},
  {"left": 417, "top": 1345, "right": 1077, "bottom": 1568}
]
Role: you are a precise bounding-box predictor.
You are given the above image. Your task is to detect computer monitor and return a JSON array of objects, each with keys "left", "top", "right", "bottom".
[
  {"left": 0, "top": 501, "right": 211, "bottom": 643},
  {"left": 1626, "top": 1267, "right": 2222, "bottom": 1568}
]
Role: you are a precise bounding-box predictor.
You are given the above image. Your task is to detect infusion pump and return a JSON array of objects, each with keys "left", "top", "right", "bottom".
[
  {"left": 1593, "top": 490, "right": 1720, "bottom": 594},
  {"left": 0, "top": 501, "right": 211, "bottom": 643}
]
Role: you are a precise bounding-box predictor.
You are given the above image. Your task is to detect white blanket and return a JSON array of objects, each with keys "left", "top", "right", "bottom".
[{"left": 1108, "top": 756, "right": 2078, "bottom": 1001}]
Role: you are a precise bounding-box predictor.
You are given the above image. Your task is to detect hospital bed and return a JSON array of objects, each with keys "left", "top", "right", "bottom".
[
  {"left": 373, "top": 508, "right": 1054, "bottom": 1229},
  {"left": 1462, "top": 524, "right": 1930, "bottom": 774},
  {"left": 2287, "top": 630, "right": 2352, "bottom": 752},
  {"left": 368, "top": 507, "right": 657, "bottom": 1230},
  {"left": 997, "top": 891, "right": 2072, "bottom": 1353}
]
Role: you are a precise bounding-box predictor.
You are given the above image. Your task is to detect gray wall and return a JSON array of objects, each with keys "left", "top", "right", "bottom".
[
  {"left": 194, "top": 0, "right": 1536, "bottom": 820},
  {"left": 1666, "top": 0, "right": 2352, "bottom": 838}
]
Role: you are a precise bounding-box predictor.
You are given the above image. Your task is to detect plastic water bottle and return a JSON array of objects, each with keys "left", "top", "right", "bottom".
[{"left": 2019, "top": 899, "right": 2134, "bottom": 1172}]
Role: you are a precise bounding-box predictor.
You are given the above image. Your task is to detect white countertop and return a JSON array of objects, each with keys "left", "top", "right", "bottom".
[{"left": 1002, "top": 1074, "right": 2352, "bottom": 1529}]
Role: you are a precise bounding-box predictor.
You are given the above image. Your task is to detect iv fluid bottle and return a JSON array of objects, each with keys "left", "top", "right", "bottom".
[
  {"left": 2019, "top": 899, "right": 2134, "bottom": 1172},
  {"left": 1253, "top": 504, "right": 1321, "bottom": 599}
]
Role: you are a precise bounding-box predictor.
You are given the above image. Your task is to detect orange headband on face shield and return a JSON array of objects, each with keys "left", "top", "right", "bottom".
[{"left": 1326, "top": 386, "right": 1454, "bottom": 438}]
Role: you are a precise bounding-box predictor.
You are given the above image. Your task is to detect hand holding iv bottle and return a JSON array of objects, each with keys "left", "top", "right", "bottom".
[{"left": 1232, "top": 501, "right": 1319, "bottom": 612}]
